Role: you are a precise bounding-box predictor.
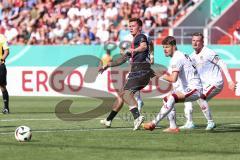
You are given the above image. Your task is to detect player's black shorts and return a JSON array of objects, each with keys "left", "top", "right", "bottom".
[
  {"left": 124, "top": 63, "right": 155, "bottom": 93},
  {"left": 0, "top": 64, "right": 7, "bottom": 86}
]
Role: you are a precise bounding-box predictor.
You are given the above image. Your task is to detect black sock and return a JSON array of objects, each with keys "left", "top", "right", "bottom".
[
  {"left": 106, "top": 110, "right": 118, "bottom": 121},
  {"left": 130, "top": 108, "right": 140, "bottom": 119},
  {"left": 2, "top": 90, "right": 9, "bottom": 110}
]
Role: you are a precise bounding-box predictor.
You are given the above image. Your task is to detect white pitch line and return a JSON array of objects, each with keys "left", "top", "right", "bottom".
[
  {"left": 1, "top": 116, "right": 240, "bottom": 122},
  {"left": 224, "top": 124, "right": 240, "bottom": 126},
  {"left": 0, "top": 118, "right": 121, "bottom": 122},
  {"left": 0, "top": 127, "right": 134, "bottom": 135},
  {"left": 1, "top": 124, "right": 240, "bottom": 136},
  {"left": 0, "top": 118, "right": 58, "bottom": 122}
]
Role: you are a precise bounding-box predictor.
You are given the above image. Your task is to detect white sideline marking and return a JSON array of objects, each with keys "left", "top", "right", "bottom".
[
  {"left": 222, "top": 123, "right": 240, "bottom": 126},
  {"left": 1, "top": 123, "right": 240, "bottom": 136},
  {"left": 1, "top": 116, "right": 240, "bottom": 122},
  {"left": 0, "top": 127, "right": 133, "bottom": 135},
  {"left": 0, "top": 118, "right": 120, "bottom": 122},
  {"left": 0, "top": 118, "right": 58, "bottom": 122}
]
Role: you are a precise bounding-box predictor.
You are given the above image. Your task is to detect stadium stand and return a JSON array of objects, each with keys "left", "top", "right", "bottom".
[
  {"left": 209, "top": 0, "right": 240, "bottom": 45},
  {"left": 0, "top": 0, "right": 194, "bottom": 45},
  {"left": 218, "top": 20, "right": 240, "bottom": 44}
]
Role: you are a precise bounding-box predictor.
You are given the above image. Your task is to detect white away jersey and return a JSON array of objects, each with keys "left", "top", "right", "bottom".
[
  {"left": 169, "top": 51, "right": 202, "bottom": 90},
  {"left": 190, "top": 47, "right": 223, "bottom": 86}
]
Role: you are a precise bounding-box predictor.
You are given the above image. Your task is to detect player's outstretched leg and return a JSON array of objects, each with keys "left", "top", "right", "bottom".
[
  {"left": 164, "top": 107, "right": 180, "bottom": 133},
  {"left": 100, "top": 95, "right": 124, "bottom": 128},
  {"left": 122, "top": 90, "right": 144, "bottom": 130},
  {"left": 143, "top": 94, "right": 177, "bottom": 131}
]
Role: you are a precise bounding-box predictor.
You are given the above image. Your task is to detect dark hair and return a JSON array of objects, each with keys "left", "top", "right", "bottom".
[
  {"left": 162, "top": 36, "right": 176, "bottom": 46},
  {"left": 129, "top": 18, "right": 143, "bottom": 27},
  {"left": 192, "top": 32, "right": 204, "bottom": 40}
]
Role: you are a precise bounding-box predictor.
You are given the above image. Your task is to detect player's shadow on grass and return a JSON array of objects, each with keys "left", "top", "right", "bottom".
[
  {"left": 211, "top": 123, "right": 240, "bottom": 133},
  {"left": 149, "top": 123, "right": 240, "bottom": 134}
]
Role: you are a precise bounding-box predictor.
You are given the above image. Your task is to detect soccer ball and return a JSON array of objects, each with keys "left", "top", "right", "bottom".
[{"left": 15, "top": 126, "right": 32, "bottom": 142}]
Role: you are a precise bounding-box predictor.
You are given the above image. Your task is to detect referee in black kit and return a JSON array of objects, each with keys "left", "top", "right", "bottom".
[{"left": 0, "top": 34, "right": 10, "bottom": 114}]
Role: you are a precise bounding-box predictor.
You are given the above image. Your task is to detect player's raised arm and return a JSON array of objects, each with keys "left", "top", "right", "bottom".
[
  {"left": 98, "top": 54, "right": 128, "bottom": 74},
  {"left": 108, "top": 53, "right": 128, "bottom": 67}
]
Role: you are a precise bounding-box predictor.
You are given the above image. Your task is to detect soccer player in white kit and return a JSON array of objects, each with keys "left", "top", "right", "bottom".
[
  {"left": 179, "top": 32, "right": 236, "bottom": 130},
  {"left": 143, "top": 36, "right": 203, "bottom": 132}
]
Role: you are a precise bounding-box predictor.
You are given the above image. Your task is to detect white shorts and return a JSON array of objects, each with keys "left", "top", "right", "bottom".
[
  {"left": 202, "top": 83, "right": 223, "bottom": 100},
  {"left": 183, "top": 88, "right": 202, "bottom": 102},
  {"left": 173, "top": 87, "right": 202, "bottom": 102}
]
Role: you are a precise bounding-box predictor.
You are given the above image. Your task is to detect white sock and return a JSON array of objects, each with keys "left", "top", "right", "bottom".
[
  {"left": 135, "top": 91, "right": 143, "bottom": 112},
  {"left": 135, "top": 91, "right": 141, "bottom": 100},
  {"left": 153, "top": 95, "right": 175, "bottom": 125},
  {"left": 184, "top": 102, "right": 193, "bottom": 124},
  {"left": 168, "top": 107, "right": 177, "bottom": 128},
  {"left": 197, "top": 99, "right": 213, "bottom": 122}
]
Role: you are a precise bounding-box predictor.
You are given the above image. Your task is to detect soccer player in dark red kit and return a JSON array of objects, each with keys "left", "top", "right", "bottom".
[{"left": 99, "top": 18, "right": 154, "bottom": 130}]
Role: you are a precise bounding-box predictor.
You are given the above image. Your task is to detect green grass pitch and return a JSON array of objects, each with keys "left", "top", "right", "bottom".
[{"left": 0, "top": 97, "right": 240, "bottom": 160}]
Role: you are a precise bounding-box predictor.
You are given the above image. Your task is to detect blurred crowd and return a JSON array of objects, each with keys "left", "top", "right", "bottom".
[
  {"left": 0, "top": 0, "right": 190, "bottom": 45},
  {"left": 233, "top": 26, "right": 240, "bottom": 44}
]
